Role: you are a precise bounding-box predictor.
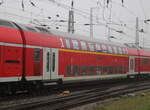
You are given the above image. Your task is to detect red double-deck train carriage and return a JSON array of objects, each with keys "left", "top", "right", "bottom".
[{"left": 0, "top": 19, "right": 150, "bottom": 92}]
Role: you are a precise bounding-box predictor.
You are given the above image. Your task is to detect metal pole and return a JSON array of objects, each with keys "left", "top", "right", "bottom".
[
  {"left": 68, "top": 0, "right": 74, "bottom": 34},
  {"left": 136, "top": 17, "right": 139, "bottom": 48},
  {"left": 90, "top": 8, "right": 93, "bottom": 38}
]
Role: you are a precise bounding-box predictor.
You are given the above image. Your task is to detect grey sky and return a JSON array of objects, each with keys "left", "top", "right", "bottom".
[{"left": 0, "top": 0, "right": 150, "bottom": 47}]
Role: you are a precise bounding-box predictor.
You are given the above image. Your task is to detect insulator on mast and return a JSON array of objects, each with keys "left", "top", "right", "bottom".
[
  {"left": 107, "top": 0, "right": 109, "bottom": 7},
  {"left": 22, "top": 0, "right": 24, "bottom": 11},
  {"left": 122, "top": 0, "right": 124, "bottom": 7}
]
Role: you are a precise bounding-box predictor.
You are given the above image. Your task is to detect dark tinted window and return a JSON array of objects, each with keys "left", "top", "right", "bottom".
[
  {"left": 114, "top": 66, "right": 118, "bottom": 73},
  {"left": 52, "top": 52, "right": 55, "bottom": 72},
  {"left": 66, "top": 65, "right": 71, "bottom": 76},
  {"left": 0, "top": 20, "right": 14, "bottom": 28},
  {"left": 34, "top": 48, "right": 40, "bottom": 62},
  {"left": 89, "top": 65, "right": 94, "bottom": 75},
  {"left": 143, "top": 58, "right": 148, "bottom": 64},
  {"left": 123, "top": 66, "right": 126, "bottom": 73},
  {"left": 108, "top": 66, "right": 113, "bottom": 74},
  {"left": 73, "top": 65, "right": 80, "bottom": 76},
  {"left": 96, "top": 66, "right": 101, "bottom": 75},
  {"left": 46, "top": 52, "right": 50, "bottom": 72},
  {"left": 82, "top": 65, "right": 87, "bottom": 75},
  {"left": 103, "top": 66, "right": 107, "bottom": 74},
  {"left": 130, "top": 59, "right": 134, "bottom": 70},
  {"left": 119, "top": 66, "right": 123, "bottom": 73}
]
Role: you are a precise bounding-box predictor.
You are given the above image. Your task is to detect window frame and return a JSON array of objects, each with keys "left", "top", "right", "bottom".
[
  {"left": 65, "top": 39, "right": 71, "bottom": 49},
  {"left": 101, "top": 44, "right": 108, "bottom": 52},
  {"left": 88, "top": 43, "right": 95, "bottom": 51},
  {"left": 34, "top": 48, "right": 41, "bottom": 62},
  {"left": 108, "top": 45, "right": 113, "bottom": 53},
  {"left": 80, "top": 41, "right": 87, "bottom": 51},
  {"left": 96, "top": 44, "right": 102, "bottom": 52},
  {"left": 72, "top": 40, "right": 80, "bottom": 50}
]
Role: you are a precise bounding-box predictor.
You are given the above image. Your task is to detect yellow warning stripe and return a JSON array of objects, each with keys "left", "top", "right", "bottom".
[{"left": 59, "top": 48, "right": 129, "bottom": 57}]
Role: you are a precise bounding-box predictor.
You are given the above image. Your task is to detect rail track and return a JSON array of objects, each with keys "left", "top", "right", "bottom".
[{"left": 1, "top": 78, "right": 150, "bottom": 110}]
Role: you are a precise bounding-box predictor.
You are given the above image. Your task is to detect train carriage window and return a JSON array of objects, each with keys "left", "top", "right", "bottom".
[
  {"left": 34, "top": 48, "right": 40, "bottom": 62},
  {"left": 130, "top": 59, "right": 134, "bottom": 70},
  {"left": 96, "top": 66, "right": 101, "bottom": 75},
  {"left": 123, "top": 66, "right": 126, "bottom": 73},
  {"left": 119, "top": 66, "right": 123, "bottom": 73},
  {"left": 108, "top": 66, "right": 113, "bottom": 74},
  {"left": 46, "top": 52, "right": 50, "bottom": 72},
  {"left": 118, "top": 47, "right": 122, "bottom": 54},
  {"left": 143, "top": 58, "right": 148, "bottom": 64},
  {"left": 66, "top": 65, "right": 71, "bottom": 76},
  {"left": 125, "top": 48, "right": 128, "bottom": 54},
  {"left": 52, "top": 52, "right": 55, "bottom": 72},
  {"left": 73, "top": 65, "right": 80, "bottom": 76},
  {"left": 65, "top": 39, "right": 71, "bottom": 49},
  {"left": 89, "top": 65, "right": 94, "bottom": 75},
  {"left": 0, "top": 20, "right": 14, "bottom": 28},
  {"left": 72, "top": 40, "right": 79, "bottom": 50},
  {"left": 122, "top": 48, "right": 126, "bottom": 54},
  {"left": 101, "top": 44, "right": 107, "bottom": 52},
  {"left": 114, "top": 66, "right": 119, "bottom": 73},
  {"left": 89, "top": 43, "right": 95, "bottom": 51},
  {"left": 96, "top": 44, "right": 102, "bottom": 52},
  {"left": 80, "top": 41, "right": 87, "bottom": 51},
  {"left": 82, "top": 65, "right": 87, "bottom": 75},
  {"left": 102, "top": 66, "right": 107, "bottom": 74},
  {"left": 113, "top": 46, "right": 118, "bottom": 54},
  {"left": 108, "top": 46, "right": 113, "bottom": 53}
]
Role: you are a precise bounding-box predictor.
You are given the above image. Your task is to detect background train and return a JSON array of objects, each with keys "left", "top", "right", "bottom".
[{"left": 0, "top": 19, "right": 150, "bottom": 93}]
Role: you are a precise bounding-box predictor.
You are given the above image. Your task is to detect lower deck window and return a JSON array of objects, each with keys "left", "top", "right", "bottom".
[
  {"left": 34, "top": 48, "right": 40, "bottom": 62},
  {"left": 82, "top": 65, "right": 87, "bottom": 75},
  {"left": 66, "top": 65, "right": 71, "bottom": 76},
  {"left": 114, "top": 66, "right": 118, "bottom": 73},
  {"left": 89, "top": 65, "right": 94, "bottom": 75},
  {"left": 96, "top": 66, "right": 101, "bottom": 75},
  {"left": 73, "top": 65, "right": 80, "bottom": 76}
]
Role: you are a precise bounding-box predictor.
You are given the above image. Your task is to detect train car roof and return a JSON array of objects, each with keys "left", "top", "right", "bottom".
[{"left": 1, "top": 19, "right": 150, "bottom": 56}]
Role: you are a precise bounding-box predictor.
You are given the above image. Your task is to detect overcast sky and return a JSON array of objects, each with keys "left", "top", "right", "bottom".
[{"left": 0, "top": 0, "right": 150, "bottom": 47}]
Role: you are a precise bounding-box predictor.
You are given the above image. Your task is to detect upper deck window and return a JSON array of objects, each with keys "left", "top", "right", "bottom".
[
  {"left": 125, "top": 48, "right": 128, "bottom": 54},
  {"left": 122, "top": 48, "right": 126, "bottom": 54},
  {"left": 80, "top": 41, "right": 87, "bottom": 51},
  {"left": 96, "top": 44, "right": 102, "bottom": 52},
  {"left": 113, "top": 46, "right": 118, "bottom": 54},
  {"left": 101, "top": 44, "right": 107, "bottom": 52},
  {"left": 108, "top": 45, "right": 113, "bottom": 53},
  {"left": 89, "top": 43, "right": 95, "bottom": 51},
  {"left": 72, "top": 40, "right": 79, "bottom": 50},
  {"left": 118, "top": 47, "right": 123, "bottom": 54},
  {"left": 65, "top": 39, "right": 71, "bottom": 49}
]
